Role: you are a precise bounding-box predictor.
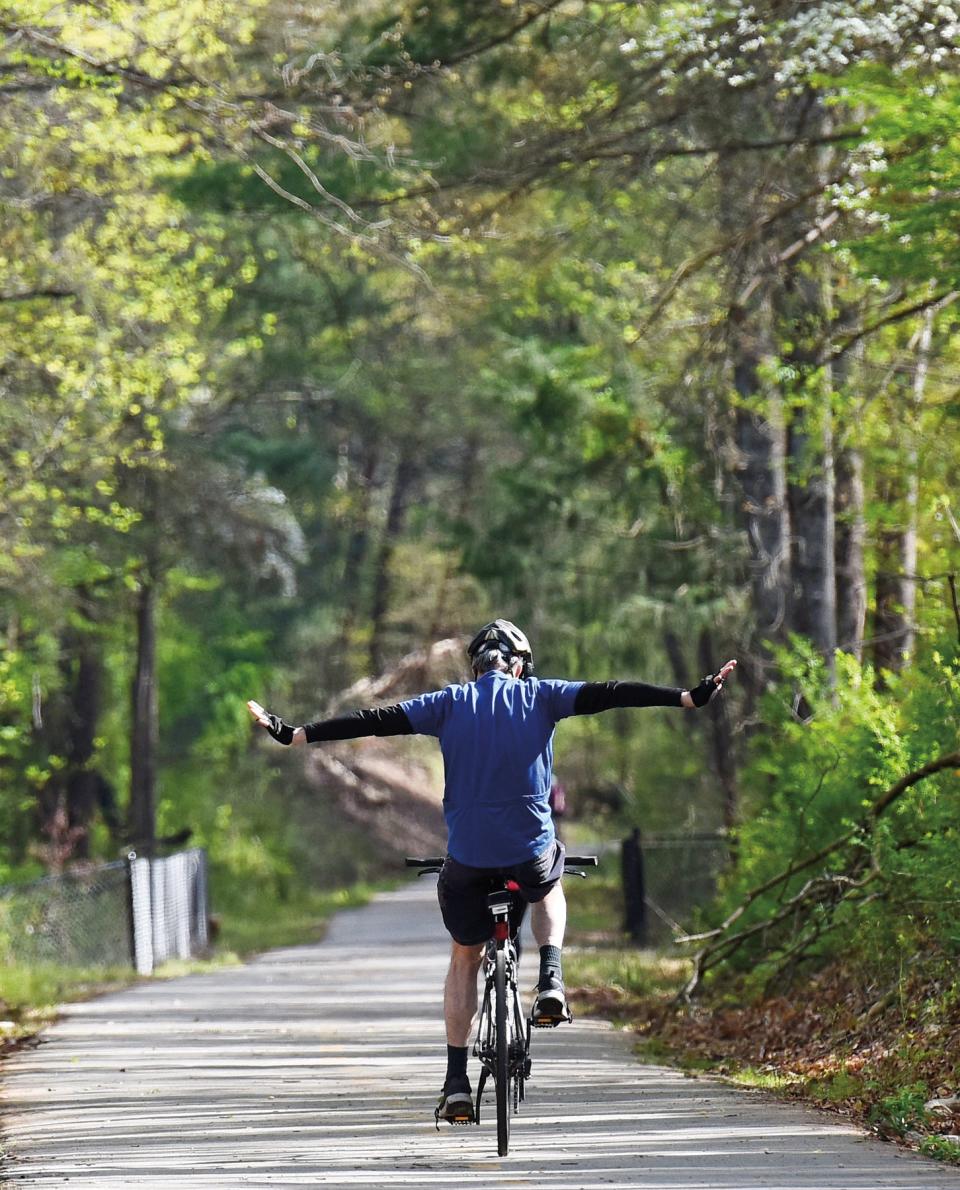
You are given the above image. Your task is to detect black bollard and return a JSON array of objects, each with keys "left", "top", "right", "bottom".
[{"left": 621, "top": 827, "right": 647, "bottom": 945}]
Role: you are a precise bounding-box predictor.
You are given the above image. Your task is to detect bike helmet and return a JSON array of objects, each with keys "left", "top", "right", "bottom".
[{"left": 467, "top": 619, "right": 534, "bottom": 678}]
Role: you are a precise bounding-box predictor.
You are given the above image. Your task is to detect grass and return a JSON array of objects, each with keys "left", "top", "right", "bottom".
[
  {"left": 213, "top": 879, "right": 393, "bottom": 957},
  {"left": 561, "top": 860, "right": 690, "bottom": 1024},
  {"left": 563, "top": 864, "right": 624, "bottom": 937},
  {"left": 920, "top": 1137, "right": 960, "bottom": 1165},
  {"left": 565, "top": 947, "right": 687, "bottom": 1002},
  {"left": 0, "top": 962, "right": 138, "bottom": 1039}
]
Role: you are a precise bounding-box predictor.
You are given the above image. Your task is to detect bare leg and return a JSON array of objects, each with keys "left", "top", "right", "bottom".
[
  {"left": 530, "top": 880, "right": 566, "bottom": 948},
  {"left": 444, "top": 941, "right": 485, "bottom": 1046},
  {"left": 530, "top": 882, "right": 568, "bottom": 1020}
]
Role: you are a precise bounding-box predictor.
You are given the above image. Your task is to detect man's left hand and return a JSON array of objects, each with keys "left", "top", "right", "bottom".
[{"left": 683, "top": 658, "right": 737, "bottom": 708}]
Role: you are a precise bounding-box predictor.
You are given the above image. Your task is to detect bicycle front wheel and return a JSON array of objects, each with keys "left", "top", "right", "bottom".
[{"left": 494, "top": 946, "right": 511, "bottom": 1156}]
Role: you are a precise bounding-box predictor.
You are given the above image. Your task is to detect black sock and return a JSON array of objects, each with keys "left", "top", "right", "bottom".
[
  {"left": 446, "top": 1044, "right": 468, "bottom": 1082},
  {"left": 539, "top": 943, "right": 562, "bottom": 984}
]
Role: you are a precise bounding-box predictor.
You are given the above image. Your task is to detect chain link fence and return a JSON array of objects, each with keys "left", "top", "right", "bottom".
[
  {"left": 622, "top": 830, "right": 731, "bottom": 945},
  {"left": 0, "top": 847, "right": 209, "bottom": 975}
]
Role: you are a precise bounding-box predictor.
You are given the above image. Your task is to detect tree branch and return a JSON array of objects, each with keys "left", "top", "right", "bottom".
[
  {"left": 822, "top": 290, "right": 960, "bottom": 365},
  {"left": 677, "top": 748, "right": 960, "bottom": 997},
  {"left": 640, "top": 170, "right": 851, "bottom": 330},
  {"left": 438, "top": 1, "right": 566, "bottom": 69},
  {"left": 0, "top": 288, "right": 75, "bottom": 302},
  {"left": 541, "top": 128, "right": 864, "bottom": 170}
]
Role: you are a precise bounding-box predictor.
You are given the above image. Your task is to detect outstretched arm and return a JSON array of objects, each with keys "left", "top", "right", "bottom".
[
  {"left": 572, "top": 659, "right": 737, "bottom": 716},
  {"left": 246, "top": 699, "right": 413, "bottom": 745}
]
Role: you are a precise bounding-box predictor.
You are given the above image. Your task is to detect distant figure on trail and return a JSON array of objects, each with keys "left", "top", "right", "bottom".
[{"left": 248, "top": 619, "right": 736, "bottom": 1126}]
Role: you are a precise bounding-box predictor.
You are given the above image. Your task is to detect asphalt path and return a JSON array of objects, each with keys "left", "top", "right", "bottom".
[{"left": 2, "top": 880, "right": 959, "bottom": 1188}]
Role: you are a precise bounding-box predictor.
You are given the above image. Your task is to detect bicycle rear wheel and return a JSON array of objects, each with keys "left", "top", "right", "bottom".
[{"left": 494, "top": 946, "right": 511, "bottom": 1156}]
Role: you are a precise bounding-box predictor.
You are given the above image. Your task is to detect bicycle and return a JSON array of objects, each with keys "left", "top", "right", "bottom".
[{"left": 406, "top": 853, "right": 598, "bottom": 1156}]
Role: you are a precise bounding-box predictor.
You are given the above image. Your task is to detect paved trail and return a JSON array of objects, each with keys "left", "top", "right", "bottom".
[{"left": 3, "top": 881, "right": 959, "bottom": 1189}]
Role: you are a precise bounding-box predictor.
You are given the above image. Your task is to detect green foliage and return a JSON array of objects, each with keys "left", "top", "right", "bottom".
[
  {"left": 713, "top": 640, "right": 960, "bottom": 979},
  {"left": 0, "top": 962, "right": 136, "bottom": 1018},
  {"left": 831, "top": 66, "right": 960, "bottom": 286},
  {"left": 214, "top": 882, "right": 386, "bottom": 956},
  {"left": 2, "top": 2, "right": 960, "bottom": 1038},
  {"left": 867, "top": 1085, "right": 931, "bottom": 1139},
  {"left": 920, "top": 1136, "right": 960, "bottom": 1166}
]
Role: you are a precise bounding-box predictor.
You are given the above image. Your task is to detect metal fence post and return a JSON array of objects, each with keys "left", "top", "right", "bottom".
[
  {"left": 129, "top": 855, "right": 154, "bottom": 975},
  {"left": 150, "top": 857, "right": 169, "bottom": 966},
  {"left": 171, "top": 853, "right": 191, "bottom": 959},
  {"left": 193, "top": 849, "right": 209, "bottom": 952}
]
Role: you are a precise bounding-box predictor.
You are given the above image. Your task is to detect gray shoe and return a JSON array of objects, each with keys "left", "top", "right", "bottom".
[
  {"left": 436, "top": 1075, "right": 474, "bottom": 1125},
  {"left": 532, "top": 974, "right": 569, "bottom": 1025}
]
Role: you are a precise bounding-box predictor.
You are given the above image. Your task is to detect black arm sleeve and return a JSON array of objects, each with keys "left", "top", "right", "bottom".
[
  {"left": 572, "top": 680, "right": 683, "bottom": 716},
  {"left": 302, "top": 703, "right": 414, "bottom": 743}
]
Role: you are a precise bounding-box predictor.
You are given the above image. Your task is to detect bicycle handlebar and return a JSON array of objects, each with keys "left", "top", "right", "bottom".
[{"left": 404, "top": 854, "right": 599, "bottom": 869}]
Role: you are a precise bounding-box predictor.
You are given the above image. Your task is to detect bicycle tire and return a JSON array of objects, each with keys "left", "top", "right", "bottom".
[{"left": 494, "top": 946, "right": 511, "bottom": 1156}]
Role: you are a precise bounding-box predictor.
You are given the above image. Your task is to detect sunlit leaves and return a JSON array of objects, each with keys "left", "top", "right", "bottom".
[{"left": 829, "top": 65, "right": 960, "bottom": 285}]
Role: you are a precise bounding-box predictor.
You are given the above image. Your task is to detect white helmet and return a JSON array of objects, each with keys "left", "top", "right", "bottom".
[{"left": 467, "top": 619, "right": 534, "bottom": 677}]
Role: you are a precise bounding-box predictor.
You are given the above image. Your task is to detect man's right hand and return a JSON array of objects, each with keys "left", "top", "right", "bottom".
[{"left": 247, "top": 699, "right": 295, "bottom": 745}]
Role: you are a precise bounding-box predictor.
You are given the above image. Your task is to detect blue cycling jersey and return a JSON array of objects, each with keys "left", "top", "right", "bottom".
[{"left": 399, "top": 671, "right": 583, "bottom": 868}]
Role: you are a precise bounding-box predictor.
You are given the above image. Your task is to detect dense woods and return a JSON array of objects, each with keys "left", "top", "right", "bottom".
[{"left": 1, "top": 0, "right": 958, "bottom": 1025}]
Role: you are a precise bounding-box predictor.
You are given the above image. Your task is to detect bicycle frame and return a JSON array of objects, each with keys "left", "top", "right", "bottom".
[
  {"left": 472, "top": 881, "right": 531, "bottom": 1151},
  {"left": 405, "top": 853, "right": 597, "bottom": 1156}
]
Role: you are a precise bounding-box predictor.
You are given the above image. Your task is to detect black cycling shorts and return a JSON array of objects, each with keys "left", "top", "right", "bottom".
[{"left": 437, "top": 840, "right": 566, "bottom": 946}]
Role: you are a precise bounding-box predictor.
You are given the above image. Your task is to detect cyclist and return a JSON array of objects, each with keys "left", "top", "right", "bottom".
[{"left": 248, "top": 620, "right": 736, "bottom": 1125}]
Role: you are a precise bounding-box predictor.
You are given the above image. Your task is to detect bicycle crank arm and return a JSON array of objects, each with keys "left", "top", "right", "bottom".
[{"left": 475, "top": 1068, "right": 487, "bottom": 1125}]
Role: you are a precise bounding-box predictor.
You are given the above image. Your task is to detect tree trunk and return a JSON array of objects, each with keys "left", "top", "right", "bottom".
[
  {"left": 38, "top": 593, "right": 107, "bottom": 864},
  {"left": 873, "top": 307, "right": 932, "bottom": 673},
  {"left": 781, "top": 254, "right": 837, "bottom": 667},
  {"left": 341, "top": 443, "right": 379, "bottom": 602},
  {"left": 425, "top": 432, "right": 481, "bottom": 647},
  {"left": 128, "top": 577, "right": 158, "bottom": 854},
  {"left": 716, "top": 147, "right": 789, "bottom": 715},
  {"left": 368, "top": 452, "right": 417, "bottom": 674},
  {"left": 64, "top": 622, "right": 104, "bottom": 859},
  {"left": 831, "top": 333, "right": 867, "bottom": 660},
  {"left": 718, "top": 141, "right": 791, "bottom": 656},
  {"left": 786, "top": 401, "right": 836, "bottom": 661},
  {"left": 662, "top": 629, "right": 688, "bottom": 689},
  {"left": 733, "top": 363, "right": 791, "bottom": 644},
  {"left": 698, "top": 629, "right": 738, "bottom": 832},
  {"left": 834, "top": 442, "right": 867, "bottom": 658},
  {"left": 899, "top": 307, "right": 931, "bottom": 659},
  {"left": 776, "top": 102, "right": 840, "bottom": 669}
]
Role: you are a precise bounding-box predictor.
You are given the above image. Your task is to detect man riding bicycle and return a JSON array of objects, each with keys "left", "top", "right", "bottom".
[{"left": 248, "top": 619, "right": 736, "bottom": 1125}]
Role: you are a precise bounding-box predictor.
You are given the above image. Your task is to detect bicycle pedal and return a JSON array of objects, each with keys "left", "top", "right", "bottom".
[
  {"left": 530, "top": 1008, "right": 572, "bottom": 1028},
  {"left": 437, "top": 1108, "right": 475, "bottom": 1126}
]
